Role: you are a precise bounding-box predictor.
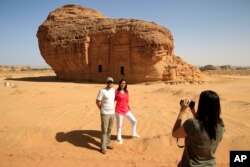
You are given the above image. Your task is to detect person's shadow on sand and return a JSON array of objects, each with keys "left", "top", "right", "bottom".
[
  {"left": 55, "top": 130, "right": 132, "bottom": 152},
  {"left": 55, "top": 130, "right": 101, "bottom": 151}
]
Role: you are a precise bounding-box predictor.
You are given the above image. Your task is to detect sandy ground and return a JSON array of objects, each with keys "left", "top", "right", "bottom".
[{"left": 0, "top": 71, "right": 250, "bottom": 167}]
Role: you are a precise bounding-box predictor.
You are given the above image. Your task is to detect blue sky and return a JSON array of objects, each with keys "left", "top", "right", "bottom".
[{"left": 0, "top": 0, "right": 250, "bottom": 67}]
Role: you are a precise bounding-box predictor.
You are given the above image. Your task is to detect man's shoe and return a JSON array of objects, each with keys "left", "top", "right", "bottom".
[
  {"left": 100, "top": 149, "right": 106, "bottom": 154},
  {"left": 107, "top": 145, "right": 114, "bottom": 150}
]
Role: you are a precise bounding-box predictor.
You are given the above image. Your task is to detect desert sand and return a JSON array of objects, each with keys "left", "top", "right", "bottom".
[{"left": 0, "top": 70, "right": 250, "bottom": 167}]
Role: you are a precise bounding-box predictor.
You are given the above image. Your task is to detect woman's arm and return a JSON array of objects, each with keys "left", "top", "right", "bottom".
[
  {"left": 127, "top": 91, "right": 130, "bottom": 110},
  {"left": 172, "top": 111, "right": 187, "bottom": 138},
  {"left": 172, "top": 100, "right": 189, "bottom": 138},
  {"left": 190, "top": 108, "right": 197, "bottom": 118}
]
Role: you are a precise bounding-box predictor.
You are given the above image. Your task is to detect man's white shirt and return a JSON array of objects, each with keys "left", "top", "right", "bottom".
[{"left": 96, "top": 87, "right": 115, "bottom": 114}]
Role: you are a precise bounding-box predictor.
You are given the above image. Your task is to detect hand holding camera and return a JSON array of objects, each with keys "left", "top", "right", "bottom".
[{"left": 179, "top": 99, "right": 195, "bottom": 110}]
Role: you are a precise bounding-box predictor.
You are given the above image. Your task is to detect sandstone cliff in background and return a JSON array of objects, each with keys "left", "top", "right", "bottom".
[{"left": 37, "top": 4, "right": 205, "bottom": 83}]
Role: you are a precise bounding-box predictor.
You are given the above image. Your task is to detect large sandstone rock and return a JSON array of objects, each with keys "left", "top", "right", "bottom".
[{"left": 37, "top": 4, "right": 204, "bottom": 83}]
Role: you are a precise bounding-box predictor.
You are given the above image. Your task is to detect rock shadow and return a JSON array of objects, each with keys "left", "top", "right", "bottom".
[
  {"left": 6, "top": 76, "right": 59, "bottom": 82},
  {"left": 6, "top": 77, "right": 104, "bottom": 84}
]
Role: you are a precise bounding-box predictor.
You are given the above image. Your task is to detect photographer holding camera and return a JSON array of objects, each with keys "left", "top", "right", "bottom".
[{"left": 172, "top": 90, "right": 225, "bottom": 167}]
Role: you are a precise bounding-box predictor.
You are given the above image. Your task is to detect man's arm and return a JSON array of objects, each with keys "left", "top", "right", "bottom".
[{"left": 96, "top": 100, "right": 101, "bottom": 110}]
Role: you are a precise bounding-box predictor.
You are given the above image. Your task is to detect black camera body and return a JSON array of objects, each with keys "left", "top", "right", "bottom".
[{"left": 180, "top": 99, "right": 195, "bottom": 109}]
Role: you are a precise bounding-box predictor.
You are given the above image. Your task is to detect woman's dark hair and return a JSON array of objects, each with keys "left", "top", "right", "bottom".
[
  {"left": 196, "top": 90, "right": 223, "bottom": 140},
  {"left": 117, "top": 79, "right": 128, "bottom": 92}
]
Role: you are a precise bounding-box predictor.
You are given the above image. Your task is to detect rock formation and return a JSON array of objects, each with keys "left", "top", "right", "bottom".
[{"left": 37, "top": 4, "right": 205, "bottom": 83}]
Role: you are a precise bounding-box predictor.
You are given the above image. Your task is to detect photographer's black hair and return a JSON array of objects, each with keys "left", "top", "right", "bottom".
[
  {"left": 117, "top": 79, "right": 128, "bottom": 92},
  {"left": 196, "top": 90, "right": 224, "bottom": 140}
]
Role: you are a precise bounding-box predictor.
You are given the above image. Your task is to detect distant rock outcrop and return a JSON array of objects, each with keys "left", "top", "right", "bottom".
[
  {"left": 200, "top": 65, "right": 220, "bottom": 71},
  {"left": 0, "top": 65, "right": 31, "bottom": 72},
  {"left": 37, "top": 4, "right": 205, "bottom": 83}
]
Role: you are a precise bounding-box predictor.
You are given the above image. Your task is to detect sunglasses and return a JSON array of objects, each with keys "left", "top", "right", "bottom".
[{"left": 107, "top": 81, "right": 113, "bottom": 84}]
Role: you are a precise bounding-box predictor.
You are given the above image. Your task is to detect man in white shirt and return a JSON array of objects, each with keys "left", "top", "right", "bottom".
[{"left": 96, "top": 77, "right": 115, "bottom": 154}]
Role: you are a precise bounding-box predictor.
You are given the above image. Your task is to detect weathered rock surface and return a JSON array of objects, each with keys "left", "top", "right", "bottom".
[{"left": 37, "top": 4, "right": 205, "bottom": 83}]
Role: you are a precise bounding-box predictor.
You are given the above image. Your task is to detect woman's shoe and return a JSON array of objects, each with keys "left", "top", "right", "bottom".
[
  {"left": 117, "top": 139, "right": 123, "bottom": 144},
  {"left": 132, "top": 134, "right": 141, "bottom": 138}
]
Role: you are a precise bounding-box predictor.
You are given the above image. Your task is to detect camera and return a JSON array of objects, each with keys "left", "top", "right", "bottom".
[{"left": 180, "top": 99, "right": 195, "bottom": 109}]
